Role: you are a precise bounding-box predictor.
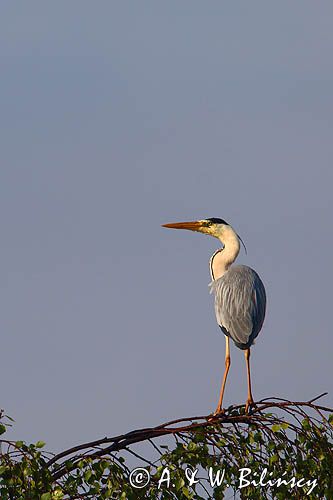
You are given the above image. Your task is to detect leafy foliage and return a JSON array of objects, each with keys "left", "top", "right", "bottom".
[{"left": 1, "top": 396, "right": 333, "bottom": 499}]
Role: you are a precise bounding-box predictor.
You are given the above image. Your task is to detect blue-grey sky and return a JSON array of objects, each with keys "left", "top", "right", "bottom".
[{"left": 1, "top": 2, "right": 333, "bottom": 452}]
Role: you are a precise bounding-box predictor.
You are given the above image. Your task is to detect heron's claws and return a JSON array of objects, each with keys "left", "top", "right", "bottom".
[
  {"left": 245, "top": 399, "right": 257, "bottom": 414},
  {"left": 207, "top": 407, "right": 225, "bottom": 422}
]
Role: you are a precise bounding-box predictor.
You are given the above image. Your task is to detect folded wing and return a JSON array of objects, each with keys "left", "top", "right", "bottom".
[{"left": 209, "top": 265, "right": 266, "bottom": 349}]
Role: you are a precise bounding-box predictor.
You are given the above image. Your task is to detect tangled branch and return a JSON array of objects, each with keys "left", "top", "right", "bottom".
[
  {"left": 1, "top": 393, "right": 333, "bottom": 499},
  {"left": 46, "top": 392, "right": 332, "bottom": 479}
]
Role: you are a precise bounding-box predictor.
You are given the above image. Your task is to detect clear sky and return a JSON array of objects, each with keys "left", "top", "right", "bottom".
[{"left": 1, "top": 2, "right": 333, "bottom": 452}]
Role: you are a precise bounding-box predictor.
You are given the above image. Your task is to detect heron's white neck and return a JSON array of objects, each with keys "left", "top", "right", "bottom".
[{"left": 210, "top": 226, "right": 240, "bottom": 280}]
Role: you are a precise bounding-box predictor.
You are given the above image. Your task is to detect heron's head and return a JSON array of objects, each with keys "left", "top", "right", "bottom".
[
  {"left": 162, "top": 218, "right": 228, "bottom": 237},
  {"left": 162, "top": 218, "right": 247, "bottom": 253}
]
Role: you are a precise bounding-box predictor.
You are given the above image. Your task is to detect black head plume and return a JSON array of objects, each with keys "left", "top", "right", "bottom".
[{"left": 206, "top": 218, "right": 229, "bottom": 225}]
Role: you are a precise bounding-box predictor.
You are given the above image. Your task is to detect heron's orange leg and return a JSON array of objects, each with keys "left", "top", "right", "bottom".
[
  {"left": 244, "top": 348, "right": 254, "bottom": 413},
  {"left": 214, "top": 336, "right": 230, "bottom": 415}
]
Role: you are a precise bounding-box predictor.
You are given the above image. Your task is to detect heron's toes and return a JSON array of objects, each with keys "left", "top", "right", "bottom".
[
  {"left": 207, "top": 407, "right": 225, "bottom": 422},
  {"left": 245, "top": 399, "right": 256, "bottom": 414}
]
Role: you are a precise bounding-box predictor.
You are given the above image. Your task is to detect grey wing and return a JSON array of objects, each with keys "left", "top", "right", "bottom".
[{"left": 209, "top": 266, "right": 266, "bottom": 349}]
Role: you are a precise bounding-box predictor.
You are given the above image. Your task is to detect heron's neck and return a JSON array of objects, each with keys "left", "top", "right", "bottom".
[{"left": 210, "top": 227, "right": 240, "bottom": 280}]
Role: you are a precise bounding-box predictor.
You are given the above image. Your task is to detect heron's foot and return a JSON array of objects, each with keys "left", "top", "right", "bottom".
[
  {"left": 208, "top": 406, "right": 225, "bottom": 422},
  {"left": 207, "top": 407, "right": 225, "bottom": 422},
  {"left": 245, "top": 398, "right": 255, "bottom": 414},
  {"left": 213, "top": 406, "right": 225, "bottom": 416}
]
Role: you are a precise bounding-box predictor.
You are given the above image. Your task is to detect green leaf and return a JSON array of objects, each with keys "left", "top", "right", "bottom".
[
  {"left": 41, "top": 494, "right": 52, "bottom": 500},
  {"left": 84, "top": 470, "right": 93, "bottom": 482},
  {"left": 302, "top": 418, "right": 311, "bottom": 430},
  {"left": 35, "top": 440, "right": 46, "bottom": 448},
  {"left": 269, "top": 454, "right": 279, "bottom": 465},
  {"left": 0, "top": 424, "right": 6, "bottom": 435},
  {"left": 53, "top": 490, "right": 64, "bottom": 500},
  {"left": 182, "top": 486, "right": 192, "bottom": 498},
  {"left": 175, "top": 477, "right": 185, "bottom": 490}
]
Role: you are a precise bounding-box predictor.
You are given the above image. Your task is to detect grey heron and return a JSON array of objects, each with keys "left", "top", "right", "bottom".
[{"left": 162, "top": 218, "right": 266, "bottom": 414}]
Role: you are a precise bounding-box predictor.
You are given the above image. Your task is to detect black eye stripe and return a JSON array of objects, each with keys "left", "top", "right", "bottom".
[{"left": 206, "top": 218, "right": 229, "bottom": 225}]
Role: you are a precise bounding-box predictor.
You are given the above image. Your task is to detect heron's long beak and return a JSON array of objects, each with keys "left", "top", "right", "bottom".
[{"left": 162, "top": 221, "right": 206, "bottom": 233}]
